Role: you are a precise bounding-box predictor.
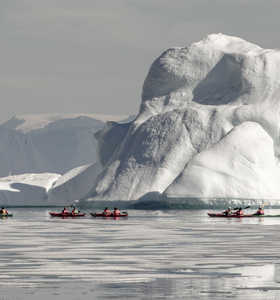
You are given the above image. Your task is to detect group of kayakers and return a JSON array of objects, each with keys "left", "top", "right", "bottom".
[
  {"left": 222, "top": 206, "right": 264, "bottom": 216},
  {"left": 1, "top": 205, "right": 266, "bottom": 218},
  {"left": 60, "top": 206, "right": 121, "bottom": 217},
  {"left": 61, "top": 206, "right": 80, "bottom": 214},
  {"left": 0, "top": 205, "right": 124, "bottom": 218},
  {"left": 103, "top": 207, "right": 121, "bottom": 217}
]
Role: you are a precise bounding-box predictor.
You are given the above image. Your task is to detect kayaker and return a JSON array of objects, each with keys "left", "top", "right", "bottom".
[
  {"left": 0, "top": 207, "right": 8, "bottom": 215},
  {"left": 71, "top": 206, "right": 79, "bottom": 214},
  {"left": 62, "top": 207, "right": 69, "bottom": 214},
  {"left": 103, "top": 207, "right": 111, "bottom": 216},
  {"left": 235, "top": 207, "right": 244, "bottom": 216},
  {"left": 223, "top": 207, "right": 232, "bottom": 216},
  {"left": 254, "top": 206, "right": 264, "bottom": 216},
  {"left": 113, "top": 207, "right": 121, "bottom": 217}
]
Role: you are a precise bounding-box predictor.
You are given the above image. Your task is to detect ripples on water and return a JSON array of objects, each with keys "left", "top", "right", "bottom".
[{"left": 1, "top": 208, "right": 280, "bottom": 299}]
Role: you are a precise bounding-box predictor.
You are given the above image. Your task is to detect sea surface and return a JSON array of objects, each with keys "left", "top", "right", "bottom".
[{"left": 1, "top": 207, "right": 280, "bottom": 299}]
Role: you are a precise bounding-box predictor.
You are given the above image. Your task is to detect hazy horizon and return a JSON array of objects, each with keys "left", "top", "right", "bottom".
[{"left": 1, "top": 0, "right": 280, "bottom": 121}]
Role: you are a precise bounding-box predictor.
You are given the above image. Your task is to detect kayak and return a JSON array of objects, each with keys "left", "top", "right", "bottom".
[
  {"left": 208, "top": 213, "right": 280, "bottom": 218},
  {"left": 0, "top": 213, "right": 13, "bottom": 217},
  {"left": 208, "top": 213, "right": 256, "bottom": 218},
  {"left": 49, "top": 212, "right": 86, "bottom": 217},
  {"left": 90, "top": 212, "right": 128, "bottom": 218}
]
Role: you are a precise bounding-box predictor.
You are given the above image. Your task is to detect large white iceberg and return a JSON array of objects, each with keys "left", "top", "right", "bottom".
[{"left": 85, "top": 33, "right": 280, "bottom": 206}]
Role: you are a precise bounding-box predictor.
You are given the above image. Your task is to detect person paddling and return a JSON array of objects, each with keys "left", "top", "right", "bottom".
[
  {"left": 223, "top": 207, "right": 232, "bottom": 216},
  {"left": 103, "top": 207, "right": 111, "bottom": 216},
  {"left": 71, "top": 206, "right": 79, "bottom": 215},
  {"left": 0, "top": 207, "right": 8, "bottom": 215},
  {"left": 113, "top": 207, "right": 121, "bottom": 217},
  {"left": 62, "top": 207, "right": 69, "bottom": 214},
  {"left": 254, "top": 206, "right": 264, "bottom": 216},
  {"left": 234, "top": 207, "right": 244, "bottom": 216}
]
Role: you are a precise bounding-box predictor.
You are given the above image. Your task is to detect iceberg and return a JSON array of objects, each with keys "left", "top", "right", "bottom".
[
  {"left": 0, "top": 173, "right": 60, "bottom": 206},
  {"left": 86, "top": 33, "right": 280, "bottom": 206},
  {"left": 0, "top": 163, "right": 103, "bottom": 206},
  {"left": 48, "top": 162, "right": 102, "bottom": 204}
]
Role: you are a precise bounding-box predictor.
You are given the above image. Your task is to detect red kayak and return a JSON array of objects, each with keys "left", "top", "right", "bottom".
[
  {"left": 208, "top": 213, "right": 260, "bottom": 218},
  {"left": 49, "top": 212, "right": 86, "bottom": 217},
  {"left": 90, "top": 212, "right": 128, "bottom": 218}
]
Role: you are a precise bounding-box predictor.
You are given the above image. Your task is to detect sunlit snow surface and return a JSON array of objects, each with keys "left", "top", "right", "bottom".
[{"left": 1, "top": 208, "right": 280, "bottom": 299}]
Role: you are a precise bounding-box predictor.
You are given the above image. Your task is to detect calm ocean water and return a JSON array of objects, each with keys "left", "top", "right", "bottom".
[{"left": 0, "top": 207, "right": 280, "bottom": 299}]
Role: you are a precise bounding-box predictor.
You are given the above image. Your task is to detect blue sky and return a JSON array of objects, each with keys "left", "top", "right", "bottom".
[{"left": 0, "top": 0, "right": 279, "bottom": 120}]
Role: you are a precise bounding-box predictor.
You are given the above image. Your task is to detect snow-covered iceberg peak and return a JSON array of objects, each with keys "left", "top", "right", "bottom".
[
  {"left": 86, "top": 33, "right": 280, "bottom": 205},
  {"left": 140, "top": 33, "right": 280, "bottom": 119}
]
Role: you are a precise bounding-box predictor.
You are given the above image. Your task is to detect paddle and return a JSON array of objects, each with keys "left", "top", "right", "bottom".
[{"left": 233, "top": 206, "right": 250, "bottom": 210}]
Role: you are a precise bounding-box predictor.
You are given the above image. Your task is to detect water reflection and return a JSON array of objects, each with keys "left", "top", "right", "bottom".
[
  {"left": 274, "top": 264, "right": 280, "bottom": 283},
  {"left": 0, "top": 208, "right": 280, "bottom": 299}
]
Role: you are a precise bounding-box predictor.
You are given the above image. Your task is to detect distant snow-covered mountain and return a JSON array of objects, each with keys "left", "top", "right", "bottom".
[{"left": 0, "top": 113, "right": 128, "bottom": 177}]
